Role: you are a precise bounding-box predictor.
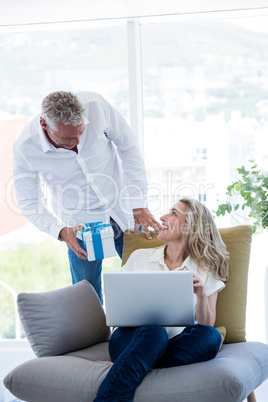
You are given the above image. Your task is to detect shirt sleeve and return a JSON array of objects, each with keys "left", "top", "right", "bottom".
[
  {"left": 204, "top": 272, "right": 225, "bottom": 297},
  {"left": 13, "top": 146, "right": 65, "bottom": 239},
  {"left": 98, "top": 95, "right": 148, "bottom": 210}
]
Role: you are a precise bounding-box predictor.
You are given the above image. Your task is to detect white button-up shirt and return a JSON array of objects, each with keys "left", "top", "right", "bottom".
[
  {"left": 13, "top": 91, "right": 148, "bottom": 238},
  {"left": 122, "top": 245, "right": 225, "bottom": 338}
]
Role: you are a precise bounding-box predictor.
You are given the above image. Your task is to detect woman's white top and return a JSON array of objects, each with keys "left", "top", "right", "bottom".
[{"left": 121, "top": 245, "right": 225, "bottom": 339}]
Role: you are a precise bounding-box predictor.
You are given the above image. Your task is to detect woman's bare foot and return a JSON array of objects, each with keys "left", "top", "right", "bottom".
[{"left": 96, "top": 360, "right": 114, "bottom": 366}]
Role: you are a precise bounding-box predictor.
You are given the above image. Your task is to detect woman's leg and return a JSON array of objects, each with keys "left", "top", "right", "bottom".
[
  {"left": 94, "top": 325, "right": 169, "bottom": 401},
  {"left": 155, "top": 324, "right": 222, "bottom": 369}
]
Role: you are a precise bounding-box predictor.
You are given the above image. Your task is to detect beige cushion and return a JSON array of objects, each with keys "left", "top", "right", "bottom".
[
  {"left": 17, "top": 280, "right": 110, "bottom": 357},
  {"left": 122, "top": 225, "right": 252, "bottom": 344},
  {"left": 122, "top": 230, "right": 164, "bottom": 266},
  {"left": 215, "top": 225, "right": 252, "bottom": 343}
]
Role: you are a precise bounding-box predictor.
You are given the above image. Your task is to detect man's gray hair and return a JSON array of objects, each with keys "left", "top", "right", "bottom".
[{"left": 41, "top": 91, "right": 85, "bottom": 127}]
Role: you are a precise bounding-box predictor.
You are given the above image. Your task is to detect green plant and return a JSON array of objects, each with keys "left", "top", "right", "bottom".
[{"left": 215, "top": 161, "right": 268, "bottom": 232}]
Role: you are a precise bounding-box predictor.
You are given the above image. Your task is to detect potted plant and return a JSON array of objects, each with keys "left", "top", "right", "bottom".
[{"left": 215, "top": 161, "right": 268, "bottom": 233}]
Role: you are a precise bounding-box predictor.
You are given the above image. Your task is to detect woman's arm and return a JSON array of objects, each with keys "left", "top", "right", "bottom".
[{"left": 193, "top": 275, "right": 218, "bottom": 326}]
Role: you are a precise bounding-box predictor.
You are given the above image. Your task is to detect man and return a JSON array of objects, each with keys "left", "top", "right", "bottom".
[{"left": 13, "top": 91, "right": 161, "bottom": 302}]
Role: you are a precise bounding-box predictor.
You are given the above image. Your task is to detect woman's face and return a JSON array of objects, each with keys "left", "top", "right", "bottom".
[{"left": 157, "top": 201, "right": 188, "bottom": 243}]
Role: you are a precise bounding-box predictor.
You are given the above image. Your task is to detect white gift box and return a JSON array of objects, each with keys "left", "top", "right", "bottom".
[{"left": 78, "top": 222, "right": 116, "bottom": 262}]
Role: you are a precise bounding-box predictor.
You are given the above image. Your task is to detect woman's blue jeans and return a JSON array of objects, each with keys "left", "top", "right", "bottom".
[
  {"left": 67, "top": 217, "right": 124, "bottom": 304},
  {"left": 94, "top": 324, "right": 222, "bottom": 401}
]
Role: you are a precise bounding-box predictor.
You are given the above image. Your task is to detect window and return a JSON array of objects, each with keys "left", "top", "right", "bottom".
[
  {"left": 142, "top": 17, "right": 268, "bottom": 224},
  {"left": 0, "top": 24, "right": 127, "bottom": 339},
  {"left": 141, "top": 16, "right": 268, "bottom": 342},
  {"left": 192, "top": 148, "right": 207, "bottom": 161},
  {"left": 0, "top": 14, "right": 267, "bottom": 343}
]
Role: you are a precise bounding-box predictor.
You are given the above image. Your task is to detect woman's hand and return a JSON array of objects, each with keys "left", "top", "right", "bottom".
[
  {"left": 193, "top": 275, "right": 205, "bottom": 298},
  {"left": 194, "top": 275, "right": 218, "bottom": 326}
]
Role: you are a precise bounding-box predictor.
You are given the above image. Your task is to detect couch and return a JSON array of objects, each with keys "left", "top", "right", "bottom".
[{"left": 4, "top": 225, "right": 268, "bottom": 401}]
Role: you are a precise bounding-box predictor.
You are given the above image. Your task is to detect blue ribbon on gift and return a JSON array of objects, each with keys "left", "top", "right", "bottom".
[{"left": 81, "top": 221, "right": 111, "bottom": 260}]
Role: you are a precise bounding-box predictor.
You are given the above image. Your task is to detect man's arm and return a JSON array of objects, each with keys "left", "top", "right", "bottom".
[
  {"left": 99, "top": 95, "right": 162, "bottom": 238},
  {"left": 14, "top": 150, "right": 88, "bottom": 259},
  {"left": 13, "top": 150, "right": 61, "bottom": 238}
]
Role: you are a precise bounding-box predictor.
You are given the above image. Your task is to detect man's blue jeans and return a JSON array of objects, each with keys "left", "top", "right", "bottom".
[
  {"left": 94, "top": 324, "right": 222, "bottom": 401},
  {"left": 67, "top": 217, "right": 124, "bottom": 304}
]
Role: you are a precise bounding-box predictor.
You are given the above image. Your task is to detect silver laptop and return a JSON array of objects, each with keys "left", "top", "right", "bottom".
[{"left": 103, "top": 271, "right": 195, "bottom": 327}]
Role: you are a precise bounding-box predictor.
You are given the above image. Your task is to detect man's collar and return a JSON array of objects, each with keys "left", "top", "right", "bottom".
[
  {"left": 78, "top": 117, "right": 89, "bottom": 150},
  {"left": 38, "top": 119, "right": 54, "bottom": 153},
  {"left": 38, "top": 116, "right": 89, "bottom": 154}
]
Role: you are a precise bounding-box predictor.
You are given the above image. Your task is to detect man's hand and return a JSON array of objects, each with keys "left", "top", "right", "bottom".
[
  {"left": 133, "top": 208, "right": 162, "bottom": 240},
  {"left": 59, "top": 225, "right": 88, "bottom": 260}
]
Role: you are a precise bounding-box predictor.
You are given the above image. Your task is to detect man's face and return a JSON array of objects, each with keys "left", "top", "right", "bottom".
[{"left": 40, "top": 119, "right": 85, "bottom": 149}]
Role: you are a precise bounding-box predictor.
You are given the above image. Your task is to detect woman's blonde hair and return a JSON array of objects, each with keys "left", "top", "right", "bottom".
[{"left": 179, "top": 197, "right": 229, "bottom": 281}]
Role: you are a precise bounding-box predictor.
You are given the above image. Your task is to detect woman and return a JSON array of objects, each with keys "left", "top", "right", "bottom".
[{"left": 94, "top": 197, "right": 229, "bottom": 401}]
